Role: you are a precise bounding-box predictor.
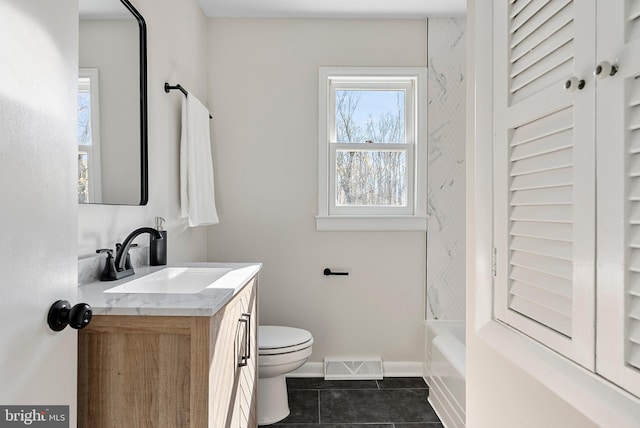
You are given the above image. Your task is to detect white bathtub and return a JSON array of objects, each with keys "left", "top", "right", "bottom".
[{"left": 424, "top": 320, "right": 465, "bottom": 428}]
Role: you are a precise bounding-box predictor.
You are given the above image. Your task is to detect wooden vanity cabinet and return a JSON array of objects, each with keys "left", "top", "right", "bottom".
[{"left": 78, "top": 278, "right": 258, "bottom": 428}]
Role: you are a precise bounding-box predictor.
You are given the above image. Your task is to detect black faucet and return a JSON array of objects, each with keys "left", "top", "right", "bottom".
[{"left": 113, "top": 227, "right": 163, "bottom": 278}]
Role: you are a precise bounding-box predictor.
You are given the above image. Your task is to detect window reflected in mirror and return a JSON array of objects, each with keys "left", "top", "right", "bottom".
[{"left": 78, "top": 68, "right": 102, "bottom": 203}]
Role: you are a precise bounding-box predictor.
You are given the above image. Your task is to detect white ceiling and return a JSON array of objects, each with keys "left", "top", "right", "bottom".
[
  {"left": 197, "top": 0, "right": 466, "bottom": 19},
  {"left": 79, "top": 0, "right": 465, "bottom": 20}
]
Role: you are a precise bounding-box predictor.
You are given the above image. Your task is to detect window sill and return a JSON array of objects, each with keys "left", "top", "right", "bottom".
[
  {"left": 315, "top": 215, "right": 427, "bottom": 232},
  {"left": 478, "top": 320, "right": 640, "bottom": 426}
]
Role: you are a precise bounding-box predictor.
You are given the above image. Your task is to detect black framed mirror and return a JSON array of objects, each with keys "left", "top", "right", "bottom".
[{"left": 78, "top": 0, "right": 147, "bottom": 205}]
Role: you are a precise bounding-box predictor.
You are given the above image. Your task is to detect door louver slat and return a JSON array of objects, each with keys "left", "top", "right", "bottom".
[
  {"left": 511, "top": 167, "right": 572, "bottom": 191},
  {"left": 510, "top": 281, "right": 572, "bottom": 315},
  {"left": 511, "top": 107, "right": 572, "bottom": 144},
  {"left": 630, "top": 272, "right": 640, "bottom": 297},
  {"left": 510, "top": 0, "right": 533, "bottom": 20},
  {"left": 629, "top": 0, "right": 640, "bottom": 42},
  {"left": 511, "top": 221, "right": 572, "bottom": 242},
  {"left": 510, "top": 251, "right": 572, "bottom": 279},
  {"left": 510, "top": 148, "right": 573, "bottom": 176},
  {"left": 510, "top": 296, "right": 572, "bottom": 337},
  {"left": 629, "top": 249, "right": 640, "bottom": 272},
  {"left": 629, "top": 156, "right": 640, "bottom": 177},
  {"left": 629, "top": 177, "right": 640, "bottom": 200},
  {"left": 511, "top": 236, "right": 572, "bottom": 261},
  {"left": 511, "top": 205, "right": 573, "bottom": 223},
  {"left": 511, "top": 267, "right": 572, "bottom": 298},
  {"left": 629, "top": 129, "right": 640, "bottom": 154},
  {"left": 629, "top": 104, "right": 640, "bottom": 130},
  {"left": 629, "top": 226, "right": 640, "bottom": 248},
  {"left": 511, "top": 128, "right": 572, "bottom": 160},
  {"left": 510, "top": 185, "right": 572, "bottom": 206}
]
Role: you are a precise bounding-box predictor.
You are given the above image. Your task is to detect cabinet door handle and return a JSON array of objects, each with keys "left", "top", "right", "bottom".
[
  {"left": 595, "top": 61, "right": 618, "bottom": 78},
  {"left": 564, "top": 76, "right": 585, "bottom": 92},
  {"left": 242, "top": 313, "right": 251, "bottom": 362},
  {"left": 238, "top": 313, "right": 251, "bottom": 367}
]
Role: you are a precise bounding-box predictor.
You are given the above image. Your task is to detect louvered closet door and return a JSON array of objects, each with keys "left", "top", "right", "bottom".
[
  {"left": 596, "top": 0, "right": 640, "bottom": 398},
  {"left": 492, "top": 0, "right": 596, "bottom": 369}
]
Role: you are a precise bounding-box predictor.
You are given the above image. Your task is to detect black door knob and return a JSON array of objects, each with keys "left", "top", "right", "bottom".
[{"left": 47, "top": 300, "right": 93, "bottom": 332}]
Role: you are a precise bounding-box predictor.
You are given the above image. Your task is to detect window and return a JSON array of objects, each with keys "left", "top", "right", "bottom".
[
  {"left": 317, "top": 67, "right": 428, "bottom": 231},
  {"left": 78, "top": 68, "right": 102, "bottom": 203}
]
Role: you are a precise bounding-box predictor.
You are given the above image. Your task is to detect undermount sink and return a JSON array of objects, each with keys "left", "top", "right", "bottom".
[{"left": 104, "top": 267, "right": 235, "bottom": 294}]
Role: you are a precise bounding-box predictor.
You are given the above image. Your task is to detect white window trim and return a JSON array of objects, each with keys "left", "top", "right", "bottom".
[
  {"left": 317, "top": 67, "right": 428, "bottom": 232},
  {"left": 468, "top": 2, "right": 640, "bottom": 426}
]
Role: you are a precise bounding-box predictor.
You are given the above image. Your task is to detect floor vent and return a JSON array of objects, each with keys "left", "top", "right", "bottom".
[{"left": 323, "top": 357, "right": 383, "bottom": 380}]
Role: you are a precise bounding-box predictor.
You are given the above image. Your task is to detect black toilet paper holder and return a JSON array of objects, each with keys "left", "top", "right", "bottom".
[{"left": 323, "top": 268, "right": 349, "bottom": 276}]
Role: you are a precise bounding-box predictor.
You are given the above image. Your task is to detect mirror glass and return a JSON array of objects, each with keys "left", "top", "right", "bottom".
[{"left": 78, "top": 0, "right": 147, "bottom": 205}]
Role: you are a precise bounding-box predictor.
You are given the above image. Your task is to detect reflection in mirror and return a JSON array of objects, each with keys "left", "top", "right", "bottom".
[
  {"left": 78, "top": 68, "right": 102, "bottom": 203},
  {"left": 78, "top": 0, "right": 147, "bottom": 205}
]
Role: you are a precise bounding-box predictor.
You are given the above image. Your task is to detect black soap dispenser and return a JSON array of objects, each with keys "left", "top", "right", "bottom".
[{"left": 150, "top": 217, "right": 167, "bottom": 266}]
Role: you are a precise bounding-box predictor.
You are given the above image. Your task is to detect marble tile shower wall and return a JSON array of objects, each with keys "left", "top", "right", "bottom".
[{"left": 426, "top": 18, "right": 466, "bottom": 320}]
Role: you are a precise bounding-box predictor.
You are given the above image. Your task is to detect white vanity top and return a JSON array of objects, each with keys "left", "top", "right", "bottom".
[{"left": 77, "top": 262, "right": 261, "bottom": 316}]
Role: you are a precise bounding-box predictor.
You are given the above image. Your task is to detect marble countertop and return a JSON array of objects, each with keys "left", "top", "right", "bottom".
[{"left": 77, "top": 262, "right": 261, "bottom": 316}]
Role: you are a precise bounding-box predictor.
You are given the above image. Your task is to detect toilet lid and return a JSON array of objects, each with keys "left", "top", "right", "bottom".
[{"left": 259, "top": 326, "right": 313, "bottom": 355}]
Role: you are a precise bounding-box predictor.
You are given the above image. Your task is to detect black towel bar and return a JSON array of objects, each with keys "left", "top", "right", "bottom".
[{"left": 164, "top": 82, "right": 212, "bottom": 119}]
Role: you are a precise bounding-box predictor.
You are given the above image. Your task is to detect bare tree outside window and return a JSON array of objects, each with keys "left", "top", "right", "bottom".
[
  {"left": 78, "top": 91, "right": 91, "bottom": 203},
  {"left": 335, "top": 90, "right": 407, "bottom": 206}
]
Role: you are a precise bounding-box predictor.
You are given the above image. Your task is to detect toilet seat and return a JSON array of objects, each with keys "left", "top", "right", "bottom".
[{"left": 259, "top": 326, "right": 313, "bottom": 356}]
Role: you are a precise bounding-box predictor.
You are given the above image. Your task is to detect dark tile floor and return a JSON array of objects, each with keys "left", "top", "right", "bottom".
[{"left": 267, "top": 377, "right": 444, "bottom": 428}]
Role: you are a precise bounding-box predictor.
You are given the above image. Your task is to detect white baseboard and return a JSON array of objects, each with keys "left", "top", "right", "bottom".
[
  {"left": 383, "top": 361, "right": 423, "bottom": 377},
  {"left": 287, "top": 361, "right": 423, "bottom": 378},
  {"left": 287, "top": 362, "right": 323, "bottom": 377}
]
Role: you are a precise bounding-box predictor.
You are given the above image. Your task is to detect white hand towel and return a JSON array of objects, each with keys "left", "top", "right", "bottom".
[{"left": 180, "top": 94, "right": 219, "bottom": 227}]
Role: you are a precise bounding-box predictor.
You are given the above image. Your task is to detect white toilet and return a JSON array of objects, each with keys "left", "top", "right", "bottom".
[{"left": 258, "top": 325, "right": 313, "bottom": 426}]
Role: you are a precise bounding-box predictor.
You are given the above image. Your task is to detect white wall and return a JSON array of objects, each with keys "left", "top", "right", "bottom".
[
  {"left": 465, "top": 1, "right": 599, "bottom": 426},
  {"left": 207, "top": 18, "right": 427, "bottom": 366},
  {"left": 78, "top": 0, "right": 210, "bottom": 264}
]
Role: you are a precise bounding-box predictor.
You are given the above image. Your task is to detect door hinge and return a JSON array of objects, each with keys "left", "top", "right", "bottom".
[{"left": 491, "top": 247, "right": 497, "bottom": 277}]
